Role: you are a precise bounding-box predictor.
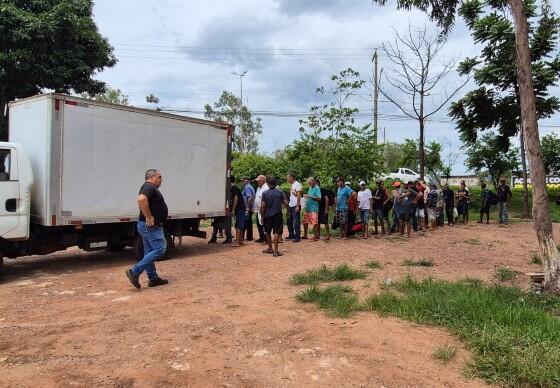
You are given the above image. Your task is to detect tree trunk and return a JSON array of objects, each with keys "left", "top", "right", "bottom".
[
  {"left": 419, "top": 118, "right": 425, "bottom": 179},
  {"left": 519, "top": 125, "right": 531, "bottom": 218},
  {"left": 510, "top": 0, "right": 560, "bottom": 292}
]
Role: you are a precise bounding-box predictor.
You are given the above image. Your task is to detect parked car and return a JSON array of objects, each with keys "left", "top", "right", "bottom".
[{"left": 383, "top": 168, "right": 420, "bottom": 183}]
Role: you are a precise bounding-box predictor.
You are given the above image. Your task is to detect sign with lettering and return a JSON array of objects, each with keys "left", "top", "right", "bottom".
[{"left": 511, "top": 176, "right": 560, "bottom": 188}]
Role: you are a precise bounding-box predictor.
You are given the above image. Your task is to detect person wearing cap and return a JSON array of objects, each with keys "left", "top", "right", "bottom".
[
  {"left": 302, "top": 177, "right": 322, "bottom": 241},
  {"left": 398, "top": 181, "right": 419, "bottom": 238},
  {"left": 372, "top": 179, "right": 389, "bottom": 236},
  {"left": 357, "top": 181, "right": 373, "bottom": 238},
  {"left": 456, "top": 180, "right": 470, "bottom": 224},
  {"left": 390, "top": 181, "right": 402, "bottom": 233},
  {"left": 253, "top": 175, "right": 269, "bottom": 243},
  {"left": 336, "top": 177, "right": 354, "bottom": 239},
  {"left": 261, "top": 177, "right": 288, "bottom": 257},
  {"left": 426, "top": 183, "right": 439, "bottom": 229},
  {"left": 242, "top": 177, "right": 256, "bottom": 241}
]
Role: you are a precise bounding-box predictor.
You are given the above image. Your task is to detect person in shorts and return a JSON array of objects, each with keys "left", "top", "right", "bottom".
[
  {"left": 426, "top": 183, "right": 438, "bottom": 229},
  {"left": 390, "top": 181, "right": 402, "bottom": 233},
  {"left": 303, "top": 177, "right": 322, "bottom": 241},
  {"left": 357, "top": 180, "right": 372, "bottom": 238},
  {"left": 479, "top": 182, "right": 491, "bottom": 224},
  {"left": 414, "top": 180, "right": 427, "bottom": 231},
  {"left": 442, "top": 183, "right": 455, "bottom": 226},
  {"left": 456, "top": 180, "right": 470, "bottom": 224},
  {"left": 261, "top": 177, "right": 288, "bottom": 257},
  {"left": 398, "top": 182, "right": 419, "bottom": 238},
  {"left": 336, "top": 177, "right": 354, "bottom": 239}
]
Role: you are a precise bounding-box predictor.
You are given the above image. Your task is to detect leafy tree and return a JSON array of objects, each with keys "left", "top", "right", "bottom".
[
  {"left": 372, "top": 0, "right": 560, "bottom": 294},
  {"left": 541, "top": 132, "right": 560, "bottom": 174},
  {"left": 231, "top": 151, "right": 284, "bottom": 181},
  {"left": 294, "top": 69, "right": 383, "bottom": 185},
  {"left": 0, "top": 0, "right": 116, "bottom": 139},
  {"left": 204, "top": 91, "right": 262, "bottom": 153},
  {"left": 450, "top": 0, "right": 560, "bottom": 217},
  {"left": 81, "top": 88, "right": 129, "bottom": 105},
  {"left": 464, "top": 132, "right": 519, "bottom": 189}
]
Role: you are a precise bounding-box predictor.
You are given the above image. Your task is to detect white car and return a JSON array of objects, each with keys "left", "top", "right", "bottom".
[{"left": 383, "top": 168, "right": 422, "bottom": 183}]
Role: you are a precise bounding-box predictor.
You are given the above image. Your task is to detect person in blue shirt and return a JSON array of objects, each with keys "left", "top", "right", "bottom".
[
  {"left": 336, "top": 177, "right": 354, "bottom": 239},
  {"left": 303, "top": 177, "right": 322, "bottom": 241},
  {"left": 242, "top": 177, "right": 256, "bottom": 241}
]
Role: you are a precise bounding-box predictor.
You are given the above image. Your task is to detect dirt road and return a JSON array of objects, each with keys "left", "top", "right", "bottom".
[{"left": 1, "top": 221, "right": 554, "bottom": 387}]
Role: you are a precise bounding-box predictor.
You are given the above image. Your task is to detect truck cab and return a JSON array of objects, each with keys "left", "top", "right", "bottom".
[{"left": 0, "top": 142, "right": 33, "bottom": 241}]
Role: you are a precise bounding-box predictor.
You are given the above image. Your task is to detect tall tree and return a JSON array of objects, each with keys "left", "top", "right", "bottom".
[
  {"left": 450, "top": 0, "right": 560, "bottom": 218},
  {"left": 372, "top": 0, "right": 560, "bottom": 293},
  {"left": 541, "top": 133, "right": 560, "bottom": 174},
  {"left": 381, "top": 24, "right": 468, "bottom": 179},
  {"left": 204, "top": 91, "right": 262, "bottom": 153},
  {"left": 81, "top": 87, "right": 129, "bottom": 105},
  {"left": 0, "top": 0, "right": 116, "bottom": 139},
  {"left": 464, "top": 132, "right": 520, "bottom": 189}
]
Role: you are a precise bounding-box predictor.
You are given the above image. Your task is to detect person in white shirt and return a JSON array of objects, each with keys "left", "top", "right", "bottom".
[
  {"left": 286, "top": 172, "right": 302, "bottom": 242},
  {"left": 357, "top": 181, "right": 373, "bottom": 238},
  {"left": 253, "top": 175, "right": 269, "bottom": 243}
]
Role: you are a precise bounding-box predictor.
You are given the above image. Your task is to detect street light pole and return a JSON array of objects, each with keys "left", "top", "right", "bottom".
[{"left": 232, "top": 71, "right": 248, "bottom": 149}]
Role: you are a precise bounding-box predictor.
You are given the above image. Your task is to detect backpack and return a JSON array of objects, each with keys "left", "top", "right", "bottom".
[
  {"left": 487, "top": 191, "right": 498, "bottom": 205},
  {"left": 324, "top": 189, "right": 336, "bottom": 207}
]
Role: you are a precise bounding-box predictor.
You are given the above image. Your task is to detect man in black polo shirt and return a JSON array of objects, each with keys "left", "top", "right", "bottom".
[
  {"left": 126, "top": 169, "right": 169, "bottom": 289},
  {"left": 261, "top": 177, "right": 288, "bottom": 257}
]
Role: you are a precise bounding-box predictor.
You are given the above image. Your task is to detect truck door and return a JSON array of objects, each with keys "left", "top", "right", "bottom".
[{"left": 0, "top": 148, "right": 20, "bottom": 237}]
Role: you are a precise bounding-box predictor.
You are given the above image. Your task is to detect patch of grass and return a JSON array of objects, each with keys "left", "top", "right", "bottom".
[
  {"left": 296, "top": 285, "right": 359, "bottom": 317},
  {"left": 495, "top": 267, "right": 516, "bottom": 282},
  {"left": 363, "top": 276, "right": 560, "bottom": 387},
  {"left": 433, "top": 344, "right": 457, "bottom": 363},
  {"left": 531, "top": 253, "right": 543, "bottom": 265},
  {"left": 365, "top": 260, "right": 383, "bottom": 269},
  {"left": 402, "top": 258, "right": 434, "bottom": 267},
  {"left": 464, "top": 238, "right": 482, "bottom": 245},
  {"left": 290, "top": 264, "right": 366, "bottom": 285}
]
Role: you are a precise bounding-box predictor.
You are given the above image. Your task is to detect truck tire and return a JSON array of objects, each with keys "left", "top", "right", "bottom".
[
  {"left": 0, "top": 253, "right": 4, "bottom": 277},
  {"left": 132, "top": 229, "right": 172, "bottom": 261}
]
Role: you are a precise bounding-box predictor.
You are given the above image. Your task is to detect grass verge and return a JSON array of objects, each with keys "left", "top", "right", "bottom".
[
  {"left": 495, "top": 267, "right": 516, "bottom": 282},
  {"left": 291, "top": 264, "right": 366, "bottom": 285},
  {"left": 402, "top": 259, "right": 434, "bottom": 267},
  {"left": 362, "top": 276, "right": 560, "bottom": 387},
  {"left": 296, "top": 285, "right": 359, "bottom": 317}
]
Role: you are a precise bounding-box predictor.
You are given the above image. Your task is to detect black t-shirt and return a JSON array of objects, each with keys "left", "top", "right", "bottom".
[
  {"left": 230, "top": 185, "right": 246, "bottom": 212},
  {"left": 497, "top": 185, "right": 512, "bottom": 202},
  {"left": 138, "top": 182, "right": 168, "bottom": 224},
  {"left": 262, "top": 188, "right": 286, "bottom": 217},
  {"left": 373, "top": 188, "right": 387, "bottom": 209}
]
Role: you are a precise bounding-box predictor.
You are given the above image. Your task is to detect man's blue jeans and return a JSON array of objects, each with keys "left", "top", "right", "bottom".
[
  {"left": 132, "top": 221, "right": 165, "bottom": 280},
  {"left": 287, "top": 206, "right": 301, "bottom": 240},
  {"left": 498, "top": 201, "right": 509, "bottom": 223}
]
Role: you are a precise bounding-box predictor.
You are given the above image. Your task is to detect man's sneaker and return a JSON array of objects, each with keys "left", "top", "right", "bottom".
[
  {"left": 254, "top": 239, "right": 266, "bottom": 243},
  {"left": 222, "top": 239, "right": 233, "bottom": 244},
  {"left": 208, "top": 239, "right": 217, "bottom": 244},
  {"left": 148, "top": 277, "right": 169, "bottom": 287},
  {"left": 292, "top": 238, "right": 301, "bottom": 243},
  {"left": 125, "top": 269, "right": 141, "bottom": 289}
]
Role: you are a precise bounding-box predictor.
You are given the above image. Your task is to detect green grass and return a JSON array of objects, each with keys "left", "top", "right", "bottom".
[
  {"left": 290, "top": 264, "right": 366, "bottom": 285},
  {"left": 530, "top": 252, "right": 543, "bottom": 265},
  {"left": 362, "top": 276, "right": 560, "bottom": 387},
  {"left": 296, "top": 285, "right": 359, "bottom": 317},
  {"left": 433, "top": 344, "right": 457, "bottom": 363},
  {"left": 464, "top": 238, "right": 482, "bottom": 246},
  {"left": 495, "top": 267, "right": 517, "bottom": 282},
  {"left": 402, "top": 258, "right": 434, "bottom": 267},
  {"left": 365, "top": 260, "right": 383, "bottom": 269}
]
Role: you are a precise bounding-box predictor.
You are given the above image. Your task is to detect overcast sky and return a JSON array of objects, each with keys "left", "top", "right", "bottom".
[{"left": 92, "top": 0, "right": 560, "bottom": 175}]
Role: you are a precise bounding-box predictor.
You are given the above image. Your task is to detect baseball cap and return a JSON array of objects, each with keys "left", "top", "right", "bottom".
[
  {"left": 345, "top": 181, "right": 351, "bottom": 186},
  {"left": 359, "top": 180, "right": 366, "bottom": 186},
  {"left": 392, "top": 181, "right": 401, "bottom": 187},
  {"left": 254, "top": 175, "right": 266, "bottom": 182}
]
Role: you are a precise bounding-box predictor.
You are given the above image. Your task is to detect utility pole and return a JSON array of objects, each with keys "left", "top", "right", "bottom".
[
  {"left": 232, "top": 70, "right": 247, "bottom": 150},
  {"left": 372, "top": 50, "right": 379, "bottom": 146}
]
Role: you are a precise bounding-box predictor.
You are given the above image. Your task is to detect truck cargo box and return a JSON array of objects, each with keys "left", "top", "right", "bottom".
[{"left": 8, "top": 94, "right": 230, "bottom": 226}]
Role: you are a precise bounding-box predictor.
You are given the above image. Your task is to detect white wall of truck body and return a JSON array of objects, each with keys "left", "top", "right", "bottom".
[
  {"left": 9, "top": 94, "right": 229, "bottom": 226},
  {"left": 0, "top": 94, "right": 231, "bottom": 270}
]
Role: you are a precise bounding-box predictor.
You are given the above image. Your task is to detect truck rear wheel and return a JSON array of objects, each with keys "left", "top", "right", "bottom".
[
  {"left": 132, "top": 229, "right": 172, "bottom": 261},
  {"left": 0, "top": 253, "right": 4, "bottom": 277}
]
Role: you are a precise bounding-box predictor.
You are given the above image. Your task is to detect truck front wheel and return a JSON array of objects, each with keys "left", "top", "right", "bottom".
[{"left": 132, "top": 229, "right": 172, "bottom": 261}]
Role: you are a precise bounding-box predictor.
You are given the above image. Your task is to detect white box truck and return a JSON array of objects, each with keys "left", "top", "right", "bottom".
[{"left": 0, "top": 94, "right": 232, "bottom": 274}]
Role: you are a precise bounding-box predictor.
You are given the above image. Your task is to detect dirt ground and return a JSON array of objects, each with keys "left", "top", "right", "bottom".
[{"left": 1, "top": 221, "right": 558, "bottom": 388}]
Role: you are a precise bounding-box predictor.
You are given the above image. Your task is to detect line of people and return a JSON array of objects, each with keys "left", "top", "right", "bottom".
[{"left": 210, "top": 174, "right": 515, "bottom": 252}]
